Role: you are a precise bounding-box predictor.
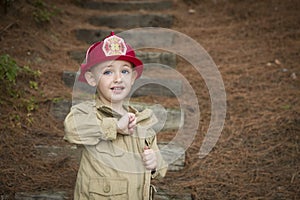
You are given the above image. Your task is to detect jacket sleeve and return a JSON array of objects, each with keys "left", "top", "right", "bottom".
[{"left": 64, "top": 101, "right": 117, "bottom": 145}]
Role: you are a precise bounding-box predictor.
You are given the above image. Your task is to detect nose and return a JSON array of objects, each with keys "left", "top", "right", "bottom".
[{"left": 114, "top": 71, "right": 122, "bottom": 83}]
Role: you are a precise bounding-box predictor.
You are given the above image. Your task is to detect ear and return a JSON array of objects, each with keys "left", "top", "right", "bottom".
[
  {"left": 84, "top": 71, "right": 97, "bottom": 87},
  {"left": 130, "top": 70, "right": 137, "bottom": 85}
]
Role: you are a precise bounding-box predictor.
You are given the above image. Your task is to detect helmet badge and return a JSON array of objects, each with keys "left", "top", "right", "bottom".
[{"left": 102, "top": 35, "right": 127, "bottom": 56}]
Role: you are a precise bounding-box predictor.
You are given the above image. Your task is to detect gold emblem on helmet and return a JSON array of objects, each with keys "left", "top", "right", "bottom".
[{"left": 102, "top": 35, "right": 127, "bottom": 56}]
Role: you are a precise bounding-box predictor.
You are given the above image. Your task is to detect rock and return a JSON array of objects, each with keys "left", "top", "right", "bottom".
[
  {"left": 74, "top": 29, "right": 112, "bottom": 44},
  {"left": 275, "top": 59, "right": 281, "bottom": 65},
  {"left": 83, "top": 0, "right": 173, "bottom": 11},
  {"left": 35, "top": 144, "right": 82, "bottom": 161},
  {"left": 15, "top": 188, "right": 192, "bottom": 200},
  {"left": 158, "top": 142, "right": 186, "bottom": 171},
  {"left": 135, "top": 51, "right": 177, "bottom": 69},
  {"left": 15, "top": 191, "right": 67, "bottom": 200},
  {"left": 188, "top": 9, "right": 196, "bottom": 14},
  {"left": 130, "top": 102, "right": 184, "bottom": 132},
  {"left": 131, "top": 76, "right": 182, "bottom": 97},
  {"left": 68, "top": 50, "right": 85, "bottom": 63},
  {"left": 291, "top": 72, "right": 297, "bottom": 80},
  {"left": 74, "top": 28, "right": 175, "bottom": 47},
  {"left": 88, "top": 14, "right": 173, "bottom": 28},
  {"left": 61, "top": 71, "right": 77, "bottom": 89},
  {"left": 50, "top": 99, "right": 72, "bottom": 121},
  {"left": 155, "top": 188, "right": 192, "bottom": 200}
]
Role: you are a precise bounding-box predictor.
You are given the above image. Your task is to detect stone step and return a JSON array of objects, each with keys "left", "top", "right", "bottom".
[
  {"left": 50, "top": 99, "right": 183, "bottom": 132},
  {"left": 35, "top": 144, "right": 82, "bottom": 161},
  {"left": 35, "top": 143, "right": 185, "bottom": 171},
  {"left": 74, "top": 28, "right": 175, "bottom": 47},
  {"left": 130, "top": 75, "right": 182, "bottom": 97},
  {"left": 14, "top": 189, "right": 192, "bottom": 200},
  {"left": 15, "top": 191, "right": 68, "bottom": 200},
  {"left": 88, "top": 14, "right": 173, "bottom": 28},
  {"left": 62, "top": 71, "right": 182, "bottom": 97},
  {"left": 50, "top": 99, "right": 72, "bottom": 121},
  {"left": 155, "top": 189, "right": 193, "bottom": 200},
  {"left": 69, "top": 49, "right": 176, "bottom": 69},
  {"left": 83, "top": 0, "right": 173, "bottom": 11},
  {"left": 130, "top": 102, "right": 184, "bottom": 132},
  {"left": 136, "top": 51, "right": 176, "bottom": 69},
  {"left": 158, "top": 142, "right": 185, "bottom": 171},
  {"left": 74, "top": 28, "right": 111, "bottom": 44}
]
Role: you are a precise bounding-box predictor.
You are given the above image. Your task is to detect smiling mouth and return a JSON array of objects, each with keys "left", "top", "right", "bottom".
[{"left": 111, "top": 86, "right": 125, "bottom": 91}]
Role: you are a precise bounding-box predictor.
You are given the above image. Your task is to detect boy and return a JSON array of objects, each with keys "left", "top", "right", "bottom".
[{"left": 64, "top": 32, "right": 167, "bottom": 199}]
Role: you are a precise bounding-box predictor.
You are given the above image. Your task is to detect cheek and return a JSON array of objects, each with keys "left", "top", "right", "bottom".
[
  {"left": 129, "top": 71, "right": 137, "bottom": 85},
  {"left": 124, "top": 75, "right": 135, "bottom": 86},
  {"left": 96, "top": 79, "right": 108, "bottom": 91}
]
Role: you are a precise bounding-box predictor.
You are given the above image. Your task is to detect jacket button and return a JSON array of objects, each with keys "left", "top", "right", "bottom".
[{"left": 103, "top": 184, "right": 111, "bottom": 193}]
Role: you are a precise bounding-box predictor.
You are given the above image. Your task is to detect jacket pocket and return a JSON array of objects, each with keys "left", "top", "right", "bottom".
[{"left": 89, "top": 177, "right": 128, "bottom": 200}]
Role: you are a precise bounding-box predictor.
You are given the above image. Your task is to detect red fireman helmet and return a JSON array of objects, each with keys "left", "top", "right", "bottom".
[{"left": 78, "top": 32, "right": 143, "bottom": 82}]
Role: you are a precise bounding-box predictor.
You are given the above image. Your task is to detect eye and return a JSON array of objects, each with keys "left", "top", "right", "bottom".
[
  {"left": 103, "top": 70, "right": 112, "bottom": 75},
  {"left": 121, "top": 69, "right": 130, "bottom": 74}
]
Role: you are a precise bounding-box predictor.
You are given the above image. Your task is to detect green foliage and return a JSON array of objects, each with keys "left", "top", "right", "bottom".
[
  {"left": 22, "top": 65, "right": 41, "bottom": 78},
  {"left": 0, "top": 54, "right": 43, "bottom": 127},
  {"left": 32, "top": 0, "right": 60, "bottom": 24},
  {"left": 0, "top": 54, "right": 20, "bottom": 98},
  {"left": 52, "top": 97, "right": 64, "bottom": 103},
  {"left": 9, "top": 114, "right": 21, "bottom": 128},
  {"left": 0, "top": 54, "right": 20, "bottom": 84},
  {"left": 282, "top": 104, "right": 292, "bottom": 110},
  {"left": 24, "top": 97, "right": 39, "bottom": 113},
  {"left": 0, "top": 54, "right": 41, "bottom": 96},
  {"left": 29, "top": 80, "right": 39, "bottom": 90}
]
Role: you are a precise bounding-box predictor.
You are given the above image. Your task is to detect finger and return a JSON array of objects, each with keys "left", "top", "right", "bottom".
[
  {"left": 129, "top": 117, "right": 136, "bottom": 124},
  {"left": 128, "top": 127, "right": 134, "bottom": 135},
  {"left": 143, "top": 154, "right": 155, "bottom": 163},
  {"left": 143, "top": 152, "right": 153, "bottom": 160},
  {"left": 128, "top": 113, "right": 135, "bottom": 121},
  {"left": 144, "top": 157, "right": 156, "bottom": 166},
  {"left": 143, "top": 149, "right": 154, "bottom": 155},
  {"left": 145, "top": 161, "right": 157, "bottom": 170},
  {"left": 143, "top": 153, "right": 156, "bottom": 163},
  {"left": 142, "top": 153, "right": 150, "bottom": 162},
  {"left": 128, "top": 121, "right": 136, "bottom": 129}
]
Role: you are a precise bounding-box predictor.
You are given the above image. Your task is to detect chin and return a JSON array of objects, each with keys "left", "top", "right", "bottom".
[{"left": 110, "top": 96, "right": 127, "bottom": 103}]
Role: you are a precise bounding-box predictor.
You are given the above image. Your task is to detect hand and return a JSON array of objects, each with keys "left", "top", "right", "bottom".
[
  {"left": 142, "top": 147, "right": 157, "bottom": 170},
  {"left": 117, "top": 113, "right": 136, "bottom": 135},
  {"left": 128, "top": 113, "right": 136, "bottom": 134}
]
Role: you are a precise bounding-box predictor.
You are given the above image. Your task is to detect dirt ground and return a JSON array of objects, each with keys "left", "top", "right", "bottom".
[{"left": 0, "top": 0, "right": 299, "bottom": 199}]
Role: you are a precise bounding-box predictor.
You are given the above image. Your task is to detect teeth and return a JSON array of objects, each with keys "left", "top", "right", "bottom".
[{"left": 112, "top": 87, "right": 123, "bottom": 90}]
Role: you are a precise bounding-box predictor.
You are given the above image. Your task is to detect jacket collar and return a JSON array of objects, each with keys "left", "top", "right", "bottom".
[
  {"left": 95, "top": 97, "right": 138, "bottom": 118},
  {"left": 94, "top": 97, "right": 153, "bottom": 123}
]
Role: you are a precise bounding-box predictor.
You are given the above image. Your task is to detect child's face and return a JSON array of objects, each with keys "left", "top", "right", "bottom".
[{"left": 85, "top": 60, "right": 137, "bottom": 105}]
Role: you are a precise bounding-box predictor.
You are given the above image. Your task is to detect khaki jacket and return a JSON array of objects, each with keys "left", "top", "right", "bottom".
[{"left": 64, "top": 99, "right": 168, "bottom": 200}]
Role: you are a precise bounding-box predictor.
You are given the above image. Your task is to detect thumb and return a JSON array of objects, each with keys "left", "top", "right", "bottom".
[
  {"left": 117, "top": 113, "right": 129, "bottom": 129},
  {"left": 144, "top": 146, "right": 149, "bottom": 151}
]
